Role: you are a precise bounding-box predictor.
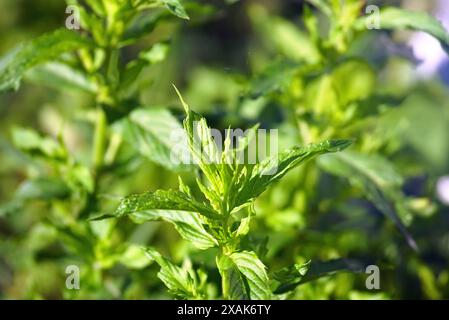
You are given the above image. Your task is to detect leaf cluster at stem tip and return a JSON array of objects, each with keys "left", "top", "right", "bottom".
[{"left": 98, "top": 87, "right": 352, "bottom": 299}]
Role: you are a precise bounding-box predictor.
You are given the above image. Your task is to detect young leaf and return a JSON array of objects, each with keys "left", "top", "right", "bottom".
[
  {"left": 0, "top": 29, "right": 92, "bottom": 92},
  {"left": 176, "top": 86, "right": 223, "bottom": 193},
  {"left": 232, "top": 214, "right": 252, "bottom": 238},
  {"left": 319, "top": 151, "right": 418, "bottom": 250},
  {"left": 175, "top": 87, "right": 352, "bottom": 215}
]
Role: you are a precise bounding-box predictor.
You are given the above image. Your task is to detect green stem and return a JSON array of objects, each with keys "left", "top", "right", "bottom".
[{"left": 93, "top": 106, "right": 107, "bottom": 171}]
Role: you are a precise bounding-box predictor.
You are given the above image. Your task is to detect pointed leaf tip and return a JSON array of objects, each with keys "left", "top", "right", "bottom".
[
  {"left": 326, "top": 139, "right": 353, "bottom": 152},
  {"left": 88, "top": 213, "right": 114, "bottom": 221},
  {"left": 172, "top": 84, "right": 189, "bottom": 113}
]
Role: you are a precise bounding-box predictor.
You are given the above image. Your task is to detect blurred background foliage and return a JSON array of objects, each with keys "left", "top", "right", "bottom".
[{"left": 0, "top": 0, "right": 449, "bottom": 299}]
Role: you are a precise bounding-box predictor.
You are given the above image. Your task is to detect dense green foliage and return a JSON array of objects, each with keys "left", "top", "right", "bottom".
[{"left": 1, "top": 0, "right": 449, "bottom": 299}]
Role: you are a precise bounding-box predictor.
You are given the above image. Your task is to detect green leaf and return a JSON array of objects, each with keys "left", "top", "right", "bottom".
[
  {"left": 176, "top": 88, "right": 352, "bottom": 214},
  {"left": 305, "top": 0, "right": 332, "bottom": 18},
  {"left": 272, "top": 259, "right": 364, "bottom": 294},
  {"left": 119, "top": 43, "right": 170, "bottom": 96},
  {"left": 232, "top": 215, "right": 252, "bottom": 238},
  {"left": 161, "top": 0, "right": 190, "bottom": 20},
  {"left": 356, "top": 7, "right": 449, "bottom": 52},
  {"left": 111, "top": 189, "right": 219, "bottom": 249},
  {"left": 248, "top": 60, "right": 299, "bottom": 99},
  {"left": 15, "top": 177, "right": 71, "bottom": 201},
  {"left": 0, "top": 29, "right": 92, "bottom": 92},
  {"left": 26, "top": 62, "right": 97, "bottom": 93},
  {"left": 272, "top": 260, "right": 311, "bottom": 294},
  {"left": 176, "top": 87, "right": 223, "bottom": 193},
  {"left": 143, "top": 247, "right": 197, "bottom": 298},
  {"left": 85, "top": 0, "right": 105, "bottom": 16},
  {"left": 120, "top": 244, "right": 153, "bottom": 269},
  {"left": 178, "top": 90, "right": 260, "bottom": 214},
  {"left": 248, "top": 4, "right": 320, "bottom": 63},
  {"left": 228, "top": 251, "right": 271, "bottom": 300},
  {"left": 65, "top": 164, "right": 95, "bottom": 193},
  {"left": 331, "top": 59, "right": 376, "bottom": 106},
  {"left": 298, "top": 259, "right": 364, "bottom": 284},
  {"left": 117, "top": 107, "right": 191, "bottom": 171},
  {"left": 319, "top": 151, "right": 418, "bottom": 250},
  {"left": 114, "top": 189, "right": 219, "bottom": 220},
  {"left": 54, "top": 224, "right": 96, "bottom": 259},
  {"left": 217, "top": 254, "right": 249, "bottom": 300},
  {"left": 304, "top": 74, "right": 339, "bottom": 117},
  {"left": 236, "top": 140, "right": 352, "bottom": 208},
  {"left": 122, "top": 11, "right": 166, "bottom": 44},
  {"left": 127, "top": 209, "right": 218, "bottom": 250},
  {"left": 11, "top": 127, "right": 67, "bottom": 161},
  {"left": 139, "top": 42, "right": 170, "bottom": 64},
  {"left": 302, "top": 59, "right": 375, "bottom": 123}
]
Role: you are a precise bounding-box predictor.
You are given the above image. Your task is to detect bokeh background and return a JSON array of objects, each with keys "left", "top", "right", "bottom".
[{"left": 1, "top": 0, "right": 449, "bottom": 299}]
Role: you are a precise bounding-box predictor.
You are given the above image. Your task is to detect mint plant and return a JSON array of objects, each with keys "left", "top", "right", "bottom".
[
  {"left": 0, "top": 0, "right": 195, "bottom": 298},
  {"left": 2, "top": 0, "right": 449, "bottom": 300},
  {"left": 99, "top": 89, "right": 352, "bottom": 299},
  {"left": 244, "top": 0, "right": 449, "bottom": 250}
]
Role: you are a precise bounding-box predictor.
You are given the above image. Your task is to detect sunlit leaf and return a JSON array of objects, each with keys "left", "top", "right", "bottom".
[
  {"left": 107, "top": 189, "right": 219, "bottom": 249},
  {"left": 235, "top": 140, "right": 353, "bottom": 208},
  {"left": 228, "top": 251, "right": 271, "bottom": 300}
]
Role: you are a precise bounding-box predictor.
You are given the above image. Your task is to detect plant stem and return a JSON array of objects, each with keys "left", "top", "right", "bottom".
[{"left": 93, "top": 106, "right": 107, "bottom": 171}]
